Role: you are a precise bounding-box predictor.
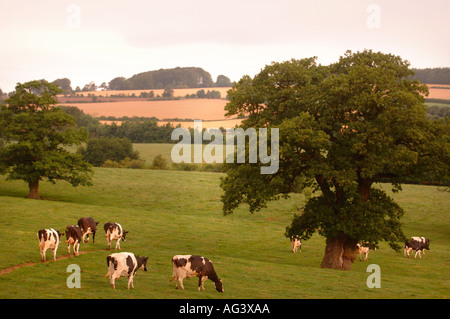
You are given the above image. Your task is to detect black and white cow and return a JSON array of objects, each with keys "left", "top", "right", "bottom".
[
  {"left": 104, "top": 222, "right": 129, "bottom": 250},
  {"left": 357, "top": 243, "right": 370, "bottom": 261},
  {"left": 37, "top": 228, "right": 63, "bottom": 261},
  {"left": 404, "top": 236, "right": 430, "bottom": 258},
  {"left": 77, "top": 217, "right": 99, "bottom": 243},
  {"left": 170, "top": 255, "right": 224, "bottom": 293},
  {"left": 290, "top": 235, "right": 302, "bottom": 254},
  {"left": 104, "top": 252, "right": 148, "bottom": 289},
  {"left": 65, "top": 225, "right": 82, "bottom": 256}
]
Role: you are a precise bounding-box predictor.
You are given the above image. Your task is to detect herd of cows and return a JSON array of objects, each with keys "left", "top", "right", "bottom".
[
  {"left": 289, "top": 235, "right": 431, "bottom": 260},
  {"left": 36, "top": 216, "right": 430, "bottom": 292},
  {"left": 36, "top": 217, "right": 224, "bottom": 292}
]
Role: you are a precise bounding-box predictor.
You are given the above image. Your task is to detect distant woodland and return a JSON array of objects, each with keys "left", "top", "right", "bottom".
[
  {"left": 411, "top": 67, "right": 450, "bottom": 84},
  {"left": 51, "top": 67, "right": 232, "bottom": 94}
]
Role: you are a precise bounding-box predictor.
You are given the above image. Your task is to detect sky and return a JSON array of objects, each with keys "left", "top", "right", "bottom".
[{"left": 1, "top": 0, "right": 449, "bottom": 92}]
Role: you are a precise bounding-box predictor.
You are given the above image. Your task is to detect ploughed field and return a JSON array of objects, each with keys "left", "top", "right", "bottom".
[{"left": 0, "top": 167, "right": 448, "bottom": 298}]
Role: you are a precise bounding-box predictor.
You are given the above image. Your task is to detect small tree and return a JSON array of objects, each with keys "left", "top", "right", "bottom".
[{"left": 0, "top": 80, "right": 93, "bottom": 199}]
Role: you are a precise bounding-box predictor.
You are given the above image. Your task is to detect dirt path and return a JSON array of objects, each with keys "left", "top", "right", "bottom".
[{"left": 0, "top": 249, "right": 108, "bottom": 276}]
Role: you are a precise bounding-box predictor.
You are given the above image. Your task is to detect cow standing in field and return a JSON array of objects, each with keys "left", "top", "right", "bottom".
[
  {"left": 104, "top": 252, "right": 148, "bottom": 289},
  {"left": 356, "top": 243, "right": 370, "bottom": 261},
  {"left": 290, "top": 235, "right": 302, "bottom": 254},
  {"left": 170, "top": 255, "right": 224, "bottom": 293},
  {"left": 37, "top": 228, "right": 63, "bottom": 261},
  {"left": 77, "top": 217, "right": 99, "bottom": 243},
  {"left": 104, "top": 222, "right": 129, "bottom": 250},
  {"left": 404, "top": 237, "right": 430, "bottom": 258},
  {"left": 65, "top": 225, "right": 82, "bottom": 256}
]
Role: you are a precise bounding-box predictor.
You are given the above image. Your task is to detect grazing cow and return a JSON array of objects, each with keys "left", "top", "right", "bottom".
[
  {"left": 356, "top": 243, "right": 370, "bottom": 261},
  {"left": 104, "top": 252, "right": 148, "bottom": 289},
  {"left": 404, "top": 237, "right": 430, "bottom": 258},
  {"left": 104, "top": 222, "right": 129, "bottom": 250},
  {"left": 170, "top": 255, "right": 224, "bottom": 293},
  {"left": 37, "top": 228, "right": 63, "bottom": 261},
  {"left": 77, "top": 217, "right": 99, "bottom": 243},
  {"left": 290, "top": 235, "right": 302, "bottom": 254},
  {"left": 65, "top": 225, "right": 82, "bottom": 256}
]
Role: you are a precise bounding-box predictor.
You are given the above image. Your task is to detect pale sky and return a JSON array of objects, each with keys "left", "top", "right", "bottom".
[{"left": 1, "top": 0, "right": 449, "bottom": 92}]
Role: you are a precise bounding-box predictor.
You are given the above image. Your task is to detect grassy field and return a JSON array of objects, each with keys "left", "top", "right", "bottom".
[{"left": 0, "top": 165, "right": 448, "bottom": 299}]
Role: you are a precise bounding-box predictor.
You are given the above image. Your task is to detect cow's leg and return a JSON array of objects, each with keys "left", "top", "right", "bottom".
[
  {"left": 74, "top": 241, "right": 79, "bottom": 255},
  {"left": 198, "top": 276, "right": 207, "bottom": 291},
  {"left": 40, "top": 247, "right": 46, "bottom": 261},
  {"left": 115, "top": 239, "right": 121, "bottom": 250},
  {"left": 52, "top": 247, "right": 57, "bottom": 261},
  {"left": 106, "top": 235, "right": 111, "bottom": 250},
  {"left": 92, "top": 231, "right": 96, "bottom": 243},
  {"left": 110, "top": 273, "right": 117, "bottom": 289},
  {"left": 405, "top": 247, "right": 411, "bottom": 258},
  {"left": 415, "top": 250, "right": 422, "bottom": 259},
  {"left": 178, "top": 277, "right": 185, "bottom": 290},
  {"left": 127, "top": 275, "right": 134, "bottom": 289}
]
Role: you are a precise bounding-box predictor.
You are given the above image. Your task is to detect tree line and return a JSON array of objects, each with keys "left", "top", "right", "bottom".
[
  {"left": 412, "top": 67, "right": 450, "bottom": 84},
  {"left": 50, "top": 67, "right": 232, "bottom": 94}
]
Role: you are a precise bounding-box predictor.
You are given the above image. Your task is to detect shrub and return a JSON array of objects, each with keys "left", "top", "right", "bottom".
[{"left": 151, "top": 154, "right": 169, "bottom": 170}]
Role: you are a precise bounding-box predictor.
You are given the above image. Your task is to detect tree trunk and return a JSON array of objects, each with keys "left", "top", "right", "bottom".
[
  {"left": 321, "top": 235, "right": 358, "bottom": 270},
  {"left": 27, "top": 179, "right": 40, "bottom": 199}
]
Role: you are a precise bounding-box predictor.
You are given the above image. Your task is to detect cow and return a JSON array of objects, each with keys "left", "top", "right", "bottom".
[
  {"left": 77, "top": 217, "right": 99, "bottom": 243},
  {"left": 170, "top": 255, "right": 224, "bottom": 293},
  {"left": 104, "top": 252, "right": 148, "bottom": 289},
  {"left": 357, "top": 243, "right": 370, "bottom": 261},
  {"left": 37, "top": 228, "right": 63, "bottom": 261},
  {"left": 65, "top": 225, "right": 82, "bottom": 256},
  {"left": 290, "top": 235, "right": 302, "bottom": 254},
  {"left": 104, "top": 222, "right": 129, "bottom": 250},
  {"left": 404, "top": 237, "right": 430, "bottom": 258}
]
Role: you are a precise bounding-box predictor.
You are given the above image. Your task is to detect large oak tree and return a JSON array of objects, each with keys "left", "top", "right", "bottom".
[
  {"left": 220, "top": 50, "right": 449, "bottom": 270},
  {"left": 0, "top": 80, "right": 93, "bottom": 199}
]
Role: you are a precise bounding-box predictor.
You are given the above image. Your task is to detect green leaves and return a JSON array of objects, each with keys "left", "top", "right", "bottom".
[
  {"left": 0, "top": 80, "right": 93, "bottom": 197},
  {"left": 220, "top": 50, "right": 449, "bottom": 251}
]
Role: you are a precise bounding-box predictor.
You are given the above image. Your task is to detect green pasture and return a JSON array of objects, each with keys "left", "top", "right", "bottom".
[{"left": 0, "top": 166, "right": 449, "bottom": 299}]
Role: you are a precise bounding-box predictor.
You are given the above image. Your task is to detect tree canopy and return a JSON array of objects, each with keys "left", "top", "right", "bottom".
[
  {"left": 0, "top": 80, "right": 93, "bottom": 199},
  {"left": 220, "top": 50, "right": 450, "bottom": 270}
]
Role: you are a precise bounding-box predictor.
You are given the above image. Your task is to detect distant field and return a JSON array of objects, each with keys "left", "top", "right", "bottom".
[
  {"left": 62, "top": 87, "right": 232, "bottom": 99},
  {"left": 427, "top": 84, "right": 450, "bottom": 100},
  {"left": 68, "top": 99, "right": 230, "bottom": 121},
  {"left": 0, "top": 168, "right": 448, "bottom": 299},
  {"left": 133, "top": 143, "right": 233, "bottom": 166}
]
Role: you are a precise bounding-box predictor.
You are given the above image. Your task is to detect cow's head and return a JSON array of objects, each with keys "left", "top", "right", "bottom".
[
  {"left": 214, "top": 279, "right": 224, "bottom": 293},
  {"left": 122, "top": 230, "right": 129, "bottom": 241},
  {"left": 137, "top": 256, "right": 148, "bottom": 271}
]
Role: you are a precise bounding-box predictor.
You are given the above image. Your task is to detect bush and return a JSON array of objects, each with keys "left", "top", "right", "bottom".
[
  {"left": 79, "top": 137, "right": 140, "bottom": 166},
  {"left": 151, "top": 154, "right": 169, "bottom": 170}
]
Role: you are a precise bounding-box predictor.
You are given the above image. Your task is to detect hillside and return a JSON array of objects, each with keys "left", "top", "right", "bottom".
[{"left": 412, "top": 68, "right": 450, "bottom": 85}]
